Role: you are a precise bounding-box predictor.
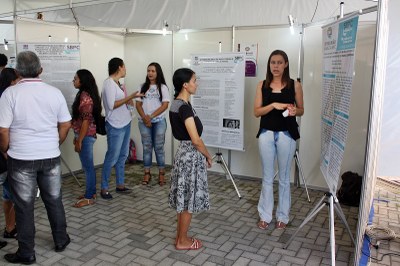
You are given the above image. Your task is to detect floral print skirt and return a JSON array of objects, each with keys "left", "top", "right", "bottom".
[{"left": 169, "top": 141, "right": 210, "bottom": 213}]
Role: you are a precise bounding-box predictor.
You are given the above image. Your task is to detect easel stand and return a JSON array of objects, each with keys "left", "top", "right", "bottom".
[
  {"left": 274, "top": 149, "right": 311, "bottom": 202},
  {"left": 212, "top": 149, "right": 241, "bottom": 199},
  {"left": 284, "top": 192, "right": 355, "bottom": 266},
  {"left": 61, "top": 156, "right": 82, "bottom": 187}
]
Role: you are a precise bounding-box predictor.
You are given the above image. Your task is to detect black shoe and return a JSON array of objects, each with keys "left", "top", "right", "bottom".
[
  {"left": 115, "top": 187, "right": 132, "bottom": 194},
  {"left": 100, "top": 191, "right": 113, "bottom": 199},
  {"left": 4, "top": 252, "right": 36, "bottom": 265},
  {"left": 55, "top": 234, "right": 71, "bottom": 252},
  {"left": 0, "top": 240, "right": 7, "bottom": 249},
  {"left": 4, "top": 227, "right": 17, "bottom": 238}
]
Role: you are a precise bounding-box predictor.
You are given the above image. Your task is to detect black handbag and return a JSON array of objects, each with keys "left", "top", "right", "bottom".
[{"left": 95, "top": 115, "right": 107, "bottom": 135}]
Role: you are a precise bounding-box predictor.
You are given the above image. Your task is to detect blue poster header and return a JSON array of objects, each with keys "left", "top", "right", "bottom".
[{"left": 337, "top": 16, "right": 359, "bottom": 51}]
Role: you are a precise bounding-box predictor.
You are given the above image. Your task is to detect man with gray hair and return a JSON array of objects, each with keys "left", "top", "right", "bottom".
[{"left": 0, "top": 51, "right": 71, "bottom": 264}]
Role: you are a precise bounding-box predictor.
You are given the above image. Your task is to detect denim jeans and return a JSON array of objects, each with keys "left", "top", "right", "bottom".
[
  {"left": 7, "top": 156, "right": 69, "bottom": 257},
  {"left": 78, "top": 135, "right": 96, "bottom": 198},
  {"left": 101, "top": 121, "right": 131, "bottom": 190},
  {"left": 257, "top": 129, "right": 296, "bottom": 224},
  {"left": 138, "top": 118, "right": 167, "bottom": 169}
]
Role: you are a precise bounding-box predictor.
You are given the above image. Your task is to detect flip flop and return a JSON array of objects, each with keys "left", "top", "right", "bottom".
[{"left": 175, "top": 238, "right": 203, "bottom": 250}]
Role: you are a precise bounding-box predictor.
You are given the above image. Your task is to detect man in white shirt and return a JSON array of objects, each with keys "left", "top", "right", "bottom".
[{"left": 0, "top": 51, "right": 71, "bottom": 265}]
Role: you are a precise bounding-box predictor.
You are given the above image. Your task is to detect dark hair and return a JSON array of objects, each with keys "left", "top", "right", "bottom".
[
  {"left": 172, "top": 68, "right": 195, "bottom": 99},
  {"left": 0, "top": 54, "right": 7, "bottom": 67},
  {"left": 16, "top": 51, "right": 42, "bottom": 78},
  {"left": 0, "top": 68, "right": 18, "bottom": 97},
  {"left": 108, "top": 57, "right": 124, "bottom": 76},
  {"left": 140, "top": 62, "right": 167, "bottom": 101},
  {"left": 265, "top": 50, "right": 290, "bottom": 89},
  {"left": 71, "top": 69, "right": 102, "bottom": 122}
]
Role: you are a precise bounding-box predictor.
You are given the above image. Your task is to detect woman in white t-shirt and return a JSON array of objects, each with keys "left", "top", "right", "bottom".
[
  {"left": 136, "top": 62, "right": 170, "bottom": 186},
  {"left": 100, "top": 58, "right": 143, "bottom": 200}
]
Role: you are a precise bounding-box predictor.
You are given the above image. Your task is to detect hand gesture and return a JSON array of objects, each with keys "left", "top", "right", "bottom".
[{"left": 287, "top": 104, "right": 297, "bottom": 116}]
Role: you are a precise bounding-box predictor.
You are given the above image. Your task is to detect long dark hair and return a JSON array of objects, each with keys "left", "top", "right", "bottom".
[
  {"left": 265, "top": 50, "right": 290, "bottom": 88},
  {"left": 71, "top": 69, "right": 102, "bottom": 121},
  {"left": 172, "top": 68, "right": 195, "bottom": 99},
  {"left": 140, "top": 62, "right": 167, "bottom": 101},
  {"left": 0, "top": 68, "right": 18, "bottom": 97}
]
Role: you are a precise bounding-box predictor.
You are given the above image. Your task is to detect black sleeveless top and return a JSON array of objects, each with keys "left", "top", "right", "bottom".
[{"left": 256, "top": 79, "right": 300, "bottom": 140}]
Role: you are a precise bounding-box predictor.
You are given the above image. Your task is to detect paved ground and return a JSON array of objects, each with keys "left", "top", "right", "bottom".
[
  {"left": 369, "top": 178, "right": 400, "bottom": 266},
  {"left": 0, "top": 163, "right": 358, "bottom": 265}
]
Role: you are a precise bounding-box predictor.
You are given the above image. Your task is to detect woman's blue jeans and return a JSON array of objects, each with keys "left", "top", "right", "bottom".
[
  {"left": 78, "top": 136, "right": 96, "bottom": 198},
  {"left": 257, "top": 129, "right": 296, "bottom": 224},
  {"left": 138, "top": 118, "right": 167, "bottom": 169},
  {"left": 101, "top": 121, "right": 131, "bottom": 190}
]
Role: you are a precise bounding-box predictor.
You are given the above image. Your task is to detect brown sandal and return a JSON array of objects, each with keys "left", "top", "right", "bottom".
[
  {"left": 73, "top": 198, "right": 94, "bottom": 208},
  {"left": 158, "top": 170, "right": 166, "bottom": 186},
  {"left": 142, "top": 171, "right": 151, "bottom": 185}
]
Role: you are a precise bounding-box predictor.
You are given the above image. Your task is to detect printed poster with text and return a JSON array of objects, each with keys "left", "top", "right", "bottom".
[
  {"left": 320, "top": 16, "right": 359, "bottom": 194},
  {"left": 17, "top": 43, "right": 81, "bottom": 112},
  {"left": 191, "top": 53, "right": 245, "bottom": 151}
]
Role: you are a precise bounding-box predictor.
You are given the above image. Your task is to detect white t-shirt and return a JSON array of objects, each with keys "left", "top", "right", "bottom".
[
  {"left": 102, "top": 77, "right": 132, "bottom": 128},
  {"left": 0, "top": 78, "right": 71, "bottom": 160},
  {"left": 136, "top": 84, "right": 170, "bottom": 122}
]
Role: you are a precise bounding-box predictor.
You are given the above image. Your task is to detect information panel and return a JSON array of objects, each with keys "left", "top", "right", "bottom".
[
  {"left": 17, "top": 43, "right": 80, "bottom": 112},
  {"left": 191, "top": 53, "right": 245, "bottom": 151},
  {"left": 320, "top": 16, "right": 359, "bottom": 194}
]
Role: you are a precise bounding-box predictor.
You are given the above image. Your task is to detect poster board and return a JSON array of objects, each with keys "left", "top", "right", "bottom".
[
  {"left": 320, "top": 16, "right": 359, "bottom": 194},
  {"left": 16, "top": 43, "right": 80, "bottom": 112},
  {"left": 191, "top": 53, "right": 245, "bottom": 151}
]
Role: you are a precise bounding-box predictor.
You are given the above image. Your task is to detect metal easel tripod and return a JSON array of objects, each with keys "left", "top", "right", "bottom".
[
  {"left": 212, "top": 148, "right": 241, "bottom": 199},
  {"left": 284, "top": 192, "right": 355, "bottom": 266},
  {"left": 274, "top": 149, "right": 310, "bottom": 202}
]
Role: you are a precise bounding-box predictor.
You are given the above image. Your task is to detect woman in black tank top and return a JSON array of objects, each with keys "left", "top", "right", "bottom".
[{"left": 253, "top": 50, "right": 304, "bottom": 230}]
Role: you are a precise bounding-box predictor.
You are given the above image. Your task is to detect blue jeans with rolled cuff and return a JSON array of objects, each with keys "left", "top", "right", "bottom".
[{"left": 138, "top": 118, "right": 167, "bottom": 170}]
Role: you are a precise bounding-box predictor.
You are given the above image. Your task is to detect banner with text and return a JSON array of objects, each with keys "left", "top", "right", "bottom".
[
  {"left": 17, "top": 43, "right": 81, "bottom": 112},
  {"left": 320, "top": 16, "right": 359, "bottom": 194},
  {"left": 191, "top": 53, "right": 245, "bottom": 151}
]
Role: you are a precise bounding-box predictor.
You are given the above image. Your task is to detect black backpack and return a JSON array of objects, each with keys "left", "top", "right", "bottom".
[{"left": 337, "top": 171, "right": 363, "bottom": 207}]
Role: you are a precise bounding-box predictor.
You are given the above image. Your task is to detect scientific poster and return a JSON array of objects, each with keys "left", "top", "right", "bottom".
[
  {"left": 17, "top": 43, "right": 80, "bottom": 111},
  {"left": 238, "top": 43, "right": 258, "bottom": 77},
  {"left": 320, "top": 16, "right": 359, "bottom": 194},
  {"left": 191, "top": 53, "right": 245, "bottom": 151}
]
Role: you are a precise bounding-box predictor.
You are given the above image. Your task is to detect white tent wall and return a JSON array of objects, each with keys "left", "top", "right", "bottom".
[
  {"left": 377, "top": 0, "right": 400, "bottom": 179},
  {"left": 171, "top": 27, "right": 302, "bottom": 181},
  {"left": 13, "top": 18, "right": 125, "bottom": 174},
  {"left": 123, "top": 33, "right": 174, "bottom": 167},
  {"left": 0, "top": 23, "right": 14, "bottom": 57}
]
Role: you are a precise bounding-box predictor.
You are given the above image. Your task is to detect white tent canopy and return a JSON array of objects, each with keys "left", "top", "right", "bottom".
[{"left": 1, "top": 0, "right": 377, "bottom": 30}]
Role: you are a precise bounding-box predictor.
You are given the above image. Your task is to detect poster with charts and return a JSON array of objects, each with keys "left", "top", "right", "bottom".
[
  {"left": 17, "top": 43, "right": 80, "bottom": 112},
  {"left": 320, "top": 16, "right": 359, "bottom": 194},
  {"left": 191, "top": 53, "right": 245, "bottom": 151}
]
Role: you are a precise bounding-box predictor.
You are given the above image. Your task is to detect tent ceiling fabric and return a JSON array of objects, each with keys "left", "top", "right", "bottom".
[{"left": 1, "top": 0, "right": 376, "bottom": 30}]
